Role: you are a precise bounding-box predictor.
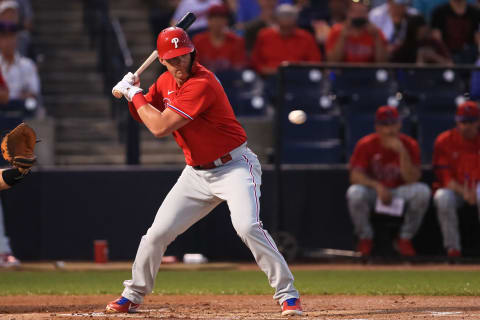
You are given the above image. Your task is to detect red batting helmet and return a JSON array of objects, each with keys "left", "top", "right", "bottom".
[{"left": 157, "top": 27, "right": 195, "bottom": 60}]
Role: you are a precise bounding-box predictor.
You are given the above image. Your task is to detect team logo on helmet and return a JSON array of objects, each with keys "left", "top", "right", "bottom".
[{"left": 171, "top": 37, "right": 179, "bottom": 49}]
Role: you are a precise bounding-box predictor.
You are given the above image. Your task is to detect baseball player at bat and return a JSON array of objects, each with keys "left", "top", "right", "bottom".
[{"left": 106, "top": 27, "right": 303, "bottom": 316}]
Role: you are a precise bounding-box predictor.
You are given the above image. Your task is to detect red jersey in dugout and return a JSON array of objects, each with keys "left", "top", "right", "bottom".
[
  {"left": 349, "top": 133, "right": 421, "bottom": 188},
  {"left": 433, "top": 128, "right": 480, "bottom": 188},
  {"left": 129, "top": 62, "right": 247, "bottom": 166}
]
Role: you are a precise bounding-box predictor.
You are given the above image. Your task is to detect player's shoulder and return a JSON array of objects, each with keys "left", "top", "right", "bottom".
[
  {"left": 192, "top": 31, "right": 209, "bottom": 43},
  {"left": 435, "top": 128, "right": 456, "bottom": 144},
  {"left": 257, "top": 26, "right": 277, "bottom": 38},
  {"left": 357, "top": 133, "right": 379, "bottom": 147},
  {"left": 17, "top": 55, "right": 36, "bottom": 70},
  {"left": 399, "top": 133, "right": 419, "bottom": 145},
  {"left": 184, "top": 63, "right": 217, "bottom": 90}
]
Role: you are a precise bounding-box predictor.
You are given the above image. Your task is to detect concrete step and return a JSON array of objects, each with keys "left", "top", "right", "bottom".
[
  {"left": 141, "top": 139, "right": 182, "bottom": 154},
  {"left": 56, "top": 141, "right": 124, "bottom": 155},
  {"left": 56, "top": 118, "right": 118, "bottom": 142},
  {"left": 34, "top": 23, "right": 84, "bottom": 34},
  {"left": 141, "top": 153, "right": 186, "bottom": 165},
  {"left": 42, "top": 83, "right": 104, "bottom": 95},
  {"left": 36, "top": 37, "right": 90, "bottom": 48},
  {"left": 39, "top": 63, "right": 98, "bottom": 73},
  {"left": 56, "top": 154, "right": 125, "bottom": 165},
  {"left": 42, "top": 72, "right": 103, "bottom": 83},
  {"left": 44, "top": 94, "right": 109, "bottom": 108},
  {"left": 48, "top": 103, "right": 110, "bottom": 118}
]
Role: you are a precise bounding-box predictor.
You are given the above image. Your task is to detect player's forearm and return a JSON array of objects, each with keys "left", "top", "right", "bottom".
[
  {"left": 398, "top": 149, "right": 420, "bottom": 183},
  {"left": 374, "top": 37, "right": 388, "bottom": 63},
  {"left": 350, "top": 169, "right": 380, "bottom": 189},
  {"left": 326, "top": 36, "right": 347, "bottom": 62},
  {"left": 136, "top": 103, "right": 172, "bottom": 137}
]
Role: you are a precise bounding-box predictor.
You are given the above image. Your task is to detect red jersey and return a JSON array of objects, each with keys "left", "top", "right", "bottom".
[
  {"left": 0, "top": 70, "right": 6, "bottom": 88},
  {"left": 326, "top": 23, "right": 387, "bottom": 63},
  {"left": 349, "top": 133, "right": 421, "bottom": 188},
  {"left": 251, "top": 27, "right": 322, "bottom": 73},
  {"left": 433, "top": 128, "right": 480, "bottom": 188},
  {"left": 192, "top": 31, "right": 246, "bottom": 72},
  {"left": 129, "top": 62, "right": 247, "bottom": 166}
]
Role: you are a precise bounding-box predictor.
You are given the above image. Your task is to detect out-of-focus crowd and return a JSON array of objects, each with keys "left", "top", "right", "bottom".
[
  {"left": 0, "top": 0, "right": 41, "bottom": 119},
  {"left": 147, "top": 0, "right": 480, "bottom": 75}
]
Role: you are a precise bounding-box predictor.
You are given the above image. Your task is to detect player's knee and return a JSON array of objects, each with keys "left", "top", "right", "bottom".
[
  {"left": 346, "top": 184, "right": 369, "bottom": 203},
  {"left": 233, "top": 220, "right": 258, "bottom": 239},
  {"left": 145, "top": 227, "right": 175, "bottom": 247},
  {"left": 412, "top": 183, "right": 431, "bottom": 203},
  {"left": 434, "top": 188, "right": 456, "bottom": 210}
]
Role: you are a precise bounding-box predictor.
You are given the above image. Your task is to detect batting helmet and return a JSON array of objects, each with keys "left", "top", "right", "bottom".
[{"left": 157, "top": 27, "right": 195, "bottom": 60}]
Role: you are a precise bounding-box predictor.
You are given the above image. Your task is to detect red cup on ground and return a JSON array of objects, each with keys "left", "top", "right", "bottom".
[{"left": 94, "top": 240, "right": 108, "bottom": 263}]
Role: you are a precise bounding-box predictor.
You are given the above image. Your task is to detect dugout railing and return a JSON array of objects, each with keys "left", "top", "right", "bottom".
[{"left": 82, "top": 0, "right": 140, "bottom": 164}]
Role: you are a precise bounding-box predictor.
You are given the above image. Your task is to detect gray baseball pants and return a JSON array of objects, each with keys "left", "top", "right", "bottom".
[
  {"left": 346, "top": 183, "right": 431, "bottom": 239},
  {"left": 0, "top": 200, "right": 11, "bottom": 254},
  {"left": 122, "top": 143, "right": 299, "bottom": 305},
  {"left": 433, "top": 187, "right": 480, "bottom": 251}
]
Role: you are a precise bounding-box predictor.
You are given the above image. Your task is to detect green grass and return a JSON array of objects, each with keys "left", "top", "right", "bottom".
[{"left": 0, "top": 269, "right": 479, "bottom": 296}]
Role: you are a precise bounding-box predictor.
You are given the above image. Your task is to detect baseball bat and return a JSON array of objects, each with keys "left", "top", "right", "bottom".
[{"left": 112, "top": 12, "right": 197, "bottom": 99}]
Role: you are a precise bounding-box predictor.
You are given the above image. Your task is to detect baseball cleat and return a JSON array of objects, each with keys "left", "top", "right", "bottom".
[
  {"left": 105, "top": 296, "right": 140, "bottom": 313},
  {"left": 281, "top": 298, "right": 303, "bottom": 316},
  {"left": 394, "top": 238, "right": 416, "bottom": 257},
  {"left": 356, "top": 238, "right": 373, "bottom": 257},
  {"left": 0, "top": 253, "right": 20, "bottom": 268}
]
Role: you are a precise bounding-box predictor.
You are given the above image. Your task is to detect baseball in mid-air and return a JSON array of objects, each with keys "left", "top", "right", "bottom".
[{"left": 288, "top": 110, "right": 307, "bottom": 125}]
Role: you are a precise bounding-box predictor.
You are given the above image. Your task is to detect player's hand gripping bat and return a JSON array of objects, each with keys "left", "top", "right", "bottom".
[{"left": 112, "top": 12, "right": 196, "bottom": 99}]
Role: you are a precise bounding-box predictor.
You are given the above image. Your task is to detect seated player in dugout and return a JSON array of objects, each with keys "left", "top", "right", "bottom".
[
  {"left": 109, "top": 26, "right": 303, "bottom": 316},
  {"left": 326, "top": 0, "right": 388, "bottom": 63},
  {"left": 432, "top": 101, "right": 480, "bottom": 258},
  {"left": 250, "top": 3, "right": 322, "bottom": 76},
  {"left": 346, "top": 106, "right": 431, "bottom": 257}
]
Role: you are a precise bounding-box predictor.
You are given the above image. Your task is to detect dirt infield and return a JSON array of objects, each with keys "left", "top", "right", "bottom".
[{"left": 1, "top": 295, "right": 480, "bottom": 319}]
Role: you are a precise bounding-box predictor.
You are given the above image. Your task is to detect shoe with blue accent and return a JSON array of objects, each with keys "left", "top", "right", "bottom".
[
  {"left": 105, "top": 296, "right": 140, "bottom": 313},
  {"left": 281, "top": 298, "right": 303, "bottom": 316}
]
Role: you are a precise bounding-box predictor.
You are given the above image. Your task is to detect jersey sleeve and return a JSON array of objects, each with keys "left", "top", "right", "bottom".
[
  {"left": 349, "top": 139, "right": 370, "bottom": 171},
  {"left": 168, "top": 80, "right": 215, "bottom": 120},
  {"left": 325, "top": 24, "right": 342, "bottom": 55},
  {"left": 304, "top": 32, "right": 322, "bottom": 62},
  {"left": 405, "top": 138, "right": 421, "bottom": 166},
  {"left": 433, "top": 135, "right": 453, "bottom": 187}
]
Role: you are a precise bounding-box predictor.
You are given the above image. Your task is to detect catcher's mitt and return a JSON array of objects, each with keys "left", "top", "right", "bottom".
[{"left": 1, "top": 123, "right": 37, "bottom": 169}]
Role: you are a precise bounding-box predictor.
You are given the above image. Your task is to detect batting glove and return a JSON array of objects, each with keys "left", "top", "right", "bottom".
[
  {"left": 122, "top": 72, "right": 140, "bottom": 87},
  {"left": 112, "top": 79, "right": 143, "bottom": 102}
]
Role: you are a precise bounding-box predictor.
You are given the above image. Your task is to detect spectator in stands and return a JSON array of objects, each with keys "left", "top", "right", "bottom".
[
  {"left": 369, "top": 0, "right": 419, "bottom": 52},
  {"left": 413, "top": 0, "right": 476, "bottom": 23},
  {"left": 171, "top": 0, "right": 222, "bottom": 37},
  {"left": 193, "top": 4, "right": 246, "bottom": 73},
  {"left": 250, "top": 4, "right": 322, "bottom": 76},
  {"left": 236, "top": 0, "right": 292, "bottom": 32},
  {"left": 0, "top": 16, "right": 42, "bottom": 118},
  {"left": 0, "top": 0, "right": 32, "bottom": 58},
  {"left": 244, "top": 0, "right": 277, "bottom": 53},
  {"left": 390, "top": 15, "right": 452, "bottom": 64},
  {"left": 302, "top": 0, "right": 349, "bottom": 52},
  {"left": 326, "top": 0, "right": 388, "bottom": 63},
  {"left": 432, "top": 101, "right": 480, "bottom": 258},
  {"left": 148, "top": 0, "right": 181, "bottom": 38},
  {"left": 346, "top": 106, "right": 431, "bottom": 257},
  {"left": 431, "top": 0, "right": 480, "bottom": 63}
]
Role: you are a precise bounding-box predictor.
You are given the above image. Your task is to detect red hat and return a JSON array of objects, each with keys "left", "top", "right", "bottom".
[
  {"left": 456, "top": 101, "right": 479, "bottom": 122},
  {"left": 157, "top": 27, "right": 195, "bottom": 60},
  {"left": 208, "top": 4, "right": 229, "bottom": 17},
  {"left": 375, "top": 105, "right": 399, "bottom": 125}
]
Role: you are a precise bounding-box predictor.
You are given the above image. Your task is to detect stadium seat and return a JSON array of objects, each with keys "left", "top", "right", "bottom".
[
  {"left": 330, "top": 68, "right": 396, "bottom": 114},
  {"left": 397, "top": 69, "right": 466, "bottom": 114},
  {"left": 417, "top": 114, "right": 455, "bottom": 164},
  {"left": 281, "top": 114, "right": 342, "bottom": 164},
  {"left": 282, "top": 140, "right": 343, "bottom": 164},
  {"left": 282, "top": 68, "right": 332, "bottom": 114},
  {"left": 216, "top": 69, "right": 267, "bottom": 116}
]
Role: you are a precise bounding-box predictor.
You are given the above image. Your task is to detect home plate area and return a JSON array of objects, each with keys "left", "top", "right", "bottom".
[{"left": 1, "top": 295, "right": 480, "bottom": 320}]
